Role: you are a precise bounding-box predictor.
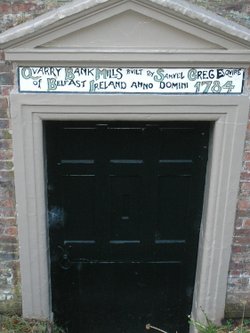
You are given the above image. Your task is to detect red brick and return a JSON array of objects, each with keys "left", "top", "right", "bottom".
[
  {"left": 0, "top": 3, "right": 11, "bottom": 14},
  {"left": 245, "top": 162, "right": 250, "bottom": 169},
  {"left": 234, "top": 229, "right": 250, "bottom": 236},
  {"left": 240, "top": 172, "right": 250, "bottom": 181},
  {"left": 234, "top": 237, "right": 250, "bottom": 244},
  {"left": 0, "top": 234, "right": 18, "bottom": 243},
  {"left": 12, "top": 3, "right": 37, "bottom": 13},
  {"left": 1, "top": 86, "right": 13, "bottom": 96},
  {"left": 0, "top": 98, "right": 8, "bottom": 110},
  {"left": 244, "top": 141, "right": 250, "bottom": 151},
  {"left": 0, "top": 218, "right": 16, "bottom": 226},
  {"left": 0, "top": 150, "right": 13, "bottom": 160},
  {"left": 0, "top": 199, "right": 15, "bottom": 208},
  {"left": 238, "top": 200, "right": 250, "bottom": 210},
  {"left": 228, "top": 270, "right": 242, "bottom": 276},
  {"left": 229, "top": 261, "right": 244, "bottom": 269},
  {"left": 243, "top": 219, "right": 250, "bottom": 228},
  {"left": 241, "top": 182, "right": 250, "bottom": 191},
  {"left": 235, "top": 218, "right": 243, "bottom": 229},
  {"left": 236, "top": 210, "right": 250, "bottom": 217},
  {"left": 0, "top": 208, "right": 16, "bottom": 217},
  {"left": 244, "top": 152, "right": 250, "bottom": 161},
  {"left": 0, "top": 186, "right": 15, "bottom": 201},
  {"left": 245, "top": 130, "right": 250, "bottom": 141},
  {"left": 0, "top": 243, "right": 18, "bottom": 253},
  {"left": 4, "top": 226, "right": 17, "bottom": 237},
  {"left": 0, "top": 140, "right": 12, "bottom": 150},
  {"left": 0, "top": 109, "right": 9, "bottom": 118},
  {"left": 231, "top": 245, "right": 244, "bottom": 253}
]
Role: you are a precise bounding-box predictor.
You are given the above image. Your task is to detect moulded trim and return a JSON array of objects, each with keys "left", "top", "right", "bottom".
[{"left": 10, "top": 93, "right": 249, "bottom": 326}]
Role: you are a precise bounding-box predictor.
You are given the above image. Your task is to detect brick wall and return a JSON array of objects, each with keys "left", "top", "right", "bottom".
[
  {"left": 0, "top": 0, "right": 250, "bottom": 320},
  {"left": 0, "top": 52, "right": 20, "bottom": 314},
  {"left": 190, "top": 0, "right": 250, "bottom": 29},
  {"left": 225, "top": 70, "right": 250, "bottom": 318},
  {"left": 0, "top": 0, "right": 73, "bottom": 34}
]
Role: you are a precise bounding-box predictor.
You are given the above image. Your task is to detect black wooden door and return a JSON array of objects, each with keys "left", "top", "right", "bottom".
[{"left": 45, "top": 121, "right": 209, "bottom": 333}]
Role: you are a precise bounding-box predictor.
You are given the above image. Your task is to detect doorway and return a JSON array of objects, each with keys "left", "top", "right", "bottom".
[{"left": 45, "top": 121, "right": 209, "bottom": 333}]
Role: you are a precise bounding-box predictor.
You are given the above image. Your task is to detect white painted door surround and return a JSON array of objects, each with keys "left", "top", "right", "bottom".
[{"left": 10, "top": 93, "right": 249, "bottom": 324}]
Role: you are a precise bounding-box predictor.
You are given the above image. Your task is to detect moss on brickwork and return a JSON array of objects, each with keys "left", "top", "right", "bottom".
[
  {"left": 225, "top": 302, "right": 250, "bottom": 318},
  {"left": 0, "top": 51, "right": 18, "bottom": 316},
  {"left": 0, "top": 0, "right": 249, "bottom": 33},
  {"left": 0, "top": 262, "right": 21, "bottom": 316},
  {"left": 0, "top": 284, "right": 22, "bottom": 316},
  {"left": 0, "top": 0, "right": 73, "bottom": 33},
  {"left": 190, "top": 0, "right": 250, "bottom": 28}
]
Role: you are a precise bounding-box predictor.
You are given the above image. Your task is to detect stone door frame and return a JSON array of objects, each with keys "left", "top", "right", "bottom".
[{"left": 10, "top": 93, "right": 249, "bottom": 324}]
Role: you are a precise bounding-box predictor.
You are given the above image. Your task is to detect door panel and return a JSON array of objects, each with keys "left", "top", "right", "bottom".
[{"left": 45, "top": 121, "right": 209, "bottom": 333}]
